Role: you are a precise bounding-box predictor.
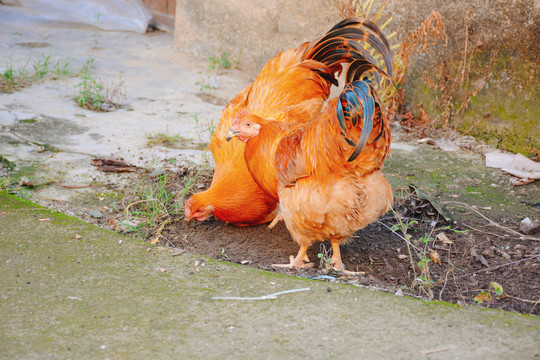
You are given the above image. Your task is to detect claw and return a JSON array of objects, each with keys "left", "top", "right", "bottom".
[
  {"left": 267, "top": 213, "right": 283, "bottom": 229},
  {"left": 272, "top": 246, "right": 311, "bottom": 269}
]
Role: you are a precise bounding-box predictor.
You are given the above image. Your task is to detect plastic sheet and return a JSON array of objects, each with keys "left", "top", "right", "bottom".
[{"left": 18, "top": 0, "right": 152, "bottom": 33}]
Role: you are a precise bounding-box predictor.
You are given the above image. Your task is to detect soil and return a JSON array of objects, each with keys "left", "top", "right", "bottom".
[{"left": 99, "top": 167, "right": 540, "bottom": 316}]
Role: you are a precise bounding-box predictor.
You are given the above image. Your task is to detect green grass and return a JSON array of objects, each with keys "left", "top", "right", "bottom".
[
  {"left": 1, "top": 54, "right": 73, "bottom": 93},
  {"left": 120, "top": 171, "right": 199, "bottom": 240},
  {"left": 146, "top": 132, "right": 186, "bottom": 148},
  {"left": 74, "top": 60, "right": 126, "bottom": 112}
]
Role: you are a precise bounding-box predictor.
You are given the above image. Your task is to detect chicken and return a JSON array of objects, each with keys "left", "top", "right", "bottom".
[
  {"left": 185, "top": 17, "right": 392, "bottom": 226},
  {"left": 226, "top": 22, "right": 394, "bottom": 271}
]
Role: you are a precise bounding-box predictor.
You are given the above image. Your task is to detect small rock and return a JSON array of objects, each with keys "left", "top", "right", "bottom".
[
  {"left": 520, "top": 217, "right": 540, "bottom": 235},
  {"left": 89, "top": 210, "right": 103, "bottom": 219},
  {"left": 152, "top": 168, "right": 166, "bottom": 177}
]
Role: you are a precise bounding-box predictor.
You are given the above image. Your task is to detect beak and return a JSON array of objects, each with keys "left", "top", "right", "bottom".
[{"left": 225, "top": 129, "right": 240, "bottom": 141}]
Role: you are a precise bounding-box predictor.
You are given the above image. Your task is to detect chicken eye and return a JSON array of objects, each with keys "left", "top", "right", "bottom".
[{"left": 246, "top": 123, "right": 251, "bottom": 127}]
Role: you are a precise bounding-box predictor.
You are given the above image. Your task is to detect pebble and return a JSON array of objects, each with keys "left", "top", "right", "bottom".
[
  {"left": 519, "top": 217, "right": 540, "bottom": 235},
  {"left": 89, "top": 210, "right": 103, "bottom": 219}
]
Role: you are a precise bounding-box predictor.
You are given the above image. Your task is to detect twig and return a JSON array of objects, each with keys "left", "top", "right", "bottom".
[
  {"left": 124, "top": 198, "right": 167, "bottom": 218},
  {"left": 503, "top": 294, "right": 540, "bottom": 305},
  {"left": 444, "top": 201, "right": 540, "bottom": 241},
  {"left": 421, "top": 348, "right": 450, "bottom": 355},
  {"left": 454, "top": 255, "right": 539, "bottom": 279},
  {"left": 212, "top": 287, "right": 310, "bottom": 301},
  {"left": 461, "top": 222, "right": 509, "bottom": 239}
]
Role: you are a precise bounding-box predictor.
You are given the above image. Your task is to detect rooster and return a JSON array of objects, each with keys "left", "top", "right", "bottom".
[
  {"left": 226, "top": 22, "right": 394, "bottom": 271},
  {"left": 185, "top": 17, "right": 392, "bottom": 227}
]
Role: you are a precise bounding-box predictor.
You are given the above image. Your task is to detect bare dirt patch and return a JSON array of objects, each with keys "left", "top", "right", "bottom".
[{"left": 101, "top": 168, "right": 540, "bottom": 316}]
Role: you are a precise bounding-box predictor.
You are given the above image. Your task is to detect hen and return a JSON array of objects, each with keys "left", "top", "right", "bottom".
[
  {"left": 226, "top": 21, "right": 394, "bottom": 271},
  {"left": 185, "top": 17, "right": 389, "bottom": 226}
]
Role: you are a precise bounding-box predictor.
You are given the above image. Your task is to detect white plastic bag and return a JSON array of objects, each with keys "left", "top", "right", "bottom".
[{"left": 18, "top": 0, "right": 152, "bottom": 33}]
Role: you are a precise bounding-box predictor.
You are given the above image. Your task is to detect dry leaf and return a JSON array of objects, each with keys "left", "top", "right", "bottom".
[
  {"left": 436, "top": 233, "right": 453, "bottom": 244},
  {"left": 149, "top": 237, "right": 160, "bottom": 244},
  {"left": 471, "top": 247, "right": 489, "bottom": 267},
  {"left": 19, "top": 177, "right": 35, "bottom": 187},
  {"left": 108, "top": 218, "right": 118, "bottom": 229},
  {"left": 1, "top": 212, "right": 6, "bottom": 215},
  {"left": 474, "top": 292, "right": 492, "bottom": 304},
  {"left": 430, "top": 250, "right": 442, "bottom": 265},
  {"left": 397, "top": 254, "right": 408, "bottom": 260},
  {"left": 75, "top": 234, "right": 82, "bottom": 239},
  {"left": 38, "top": 218, "right": 51, "bottom": 222}
]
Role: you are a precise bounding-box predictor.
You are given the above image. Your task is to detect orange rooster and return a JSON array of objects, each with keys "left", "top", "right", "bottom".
[
  {"left": 185, "top": 17, "right": 391, "bottom": 226},
  {"left": 226, "top": 22, "right": 394, "bottom": 271}
]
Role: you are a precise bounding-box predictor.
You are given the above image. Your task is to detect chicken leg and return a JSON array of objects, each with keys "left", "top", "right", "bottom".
[
  {"left": 272, "top": 244, "right": 313, "bottom": 269},
  {"left": 330, "top": 238, "right": 345, "bottom": 272}
]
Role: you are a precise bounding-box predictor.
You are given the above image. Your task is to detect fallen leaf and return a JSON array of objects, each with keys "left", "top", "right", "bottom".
[
  {"left": 92, "top": 158, "right": 136, "bottom": 173},
  {"left": 395, "top": 288, "right": 404, "bottom": 296},
  {"left": 108, "top": 218, "right": 118, "bottom": 229},
  {"left": 474, "top": 291, "right": 492, "bottom": 304},
  {"left": 1, "top": 212, "right": 6, "bottom": 215},
  {"left": 397, "top": 254, "right": 408, "bottom": 260},
  {"left": 19, "top": 177, "right": 35, "bottom": 187},
  {"left": 436, "top": 233, "right": 453, "bottom": 244},
  {"left": 75, "top": 234, "right": 82, "bottom": 239},
  {"left": 430, "top": 250, "right": 442, "bottom": 265},
  {"left": 491, "top": 281, "right": 504, "bottom": 296},
  {"left": 38, "top": 218, "right": 51, "bottom": 222},
  {"left": 511, "top": 178, "right": 534, "bottom": 186},
  {"left": 470, "top": 247, "right": 489, "bottom": 267},
  {"left": 149, "top": 237, "right": 160, "bottom": 244}
]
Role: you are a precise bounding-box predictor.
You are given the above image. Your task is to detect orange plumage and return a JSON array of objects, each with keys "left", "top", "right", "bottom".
[
  {"left": 185, "top": 18, "right": 381, "bottom": 226},
  {"left": 227, "top": 18, "right": 394, "bottom": 271}
]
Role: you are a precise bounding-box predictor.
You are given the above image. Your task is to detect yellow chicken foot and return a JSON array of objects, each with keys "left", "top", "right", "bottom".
[
  {"left": 272, "top": 245, "right": 313, "bottom": 269},
  {"left": 267, "top": 212, "right": 283, "bottom": 229},
  {"left": 330, "top": 238, "right": 365, "bottom": 275},
  {"left": 330, "top": 239, "right": 345, "bottom": 272}
]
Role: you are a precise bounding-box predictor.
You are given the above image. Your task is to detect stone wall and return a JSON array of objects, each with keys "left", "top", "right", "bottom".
[
  {"left": 174, "top": 0, "right": 339, "bottom": 74},
  {"left": 174, "top": 0, "right": 539, "bottom": 153}
]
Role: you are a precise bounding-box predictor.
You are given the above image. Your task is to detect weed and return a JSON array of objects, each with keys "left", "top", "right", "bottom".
[
  {"left": 120, "top": 170, "right": 199, "bottom": 240},
  {"left": 1, "top": 54, "right": 72, "bottom": 92},
  {"left": 2, "top": 65, "right": 16, "bottom": 91},
  {"left": 195, "top": 50, "right": 239, "bottom": 93},
  {"left": 386, "top": 206, "right": 442, "bottom": 298},
  {"left": 75, "top": 66, "right": 104, "bottom": 110},
  {"left": 0, "top": 155, "right": 61, "bottom": 198},
  {"left": 32, "top": 54, "right": 51, "bottom": 80},
  {"left": 146, "top": 131, "right": 185, "bottom": 148},
  {"left": 191, "top": 114, "right": 216, "bottom": 165},
  {"left": 75, "top": 66, "right": 125, "bottom": 111},
  {"left": 217, "top": 248, "right": 229, "bottom": 260},
  {"left": 209, "top": 51, "right": 238, "bottom": 71},
  {"left": 52, "top": 58, "right": 72, "bottom": 78},
  {"left": 122, "top": 173, "right": 179, "bottom": 236},
  {"left": 474, "top": 281, "right": 504, "bottom": 305},
  {"left": 317, "top": 243, "right": 333, "bottom": 269}
]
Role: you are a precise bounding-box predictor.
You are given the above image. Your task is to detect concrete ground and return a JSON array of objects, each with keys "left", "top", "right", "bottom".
[
  {"left": 1, "top": 191, "right": 539, "bottom": 359},
  {"left": 1, "top": 4, "right": 539, "bottom": 359}
]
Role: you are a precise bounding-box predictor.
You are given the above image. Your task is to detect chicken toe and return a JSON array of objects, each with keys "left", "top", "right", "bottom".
[{"left": 272, "top": 246, "right": 312, "bottom": 269}]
